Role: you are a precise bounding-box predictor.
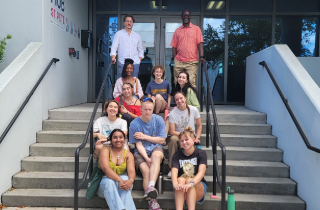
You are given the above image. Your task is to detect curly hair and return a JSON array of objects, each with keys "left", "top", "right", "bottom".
[
  {"left": 151, "top": 65, "right": 165, "bottom": 79},
  {"left": 121, "top": 58, "right": 134, "bottom": 78}
]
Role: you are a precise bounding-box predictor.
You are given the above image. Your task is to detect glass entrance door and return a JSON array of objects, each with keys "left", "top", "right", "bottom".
[{"left": 132, "top": 16, "right": 200, "bottom": 94}]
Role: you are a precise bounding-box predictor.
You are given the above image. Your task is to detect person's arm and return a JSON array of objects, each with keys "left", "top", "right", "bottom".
[
  {"left": 133, "top": 132, "right": 166, "bottom": 145},
  {"left": 113, "top": 79, "right": 122, "bottom": 99},
  {"left": 119, "top": 151, "right": 136, "bottom": 191},
  {"left": 137, "top": 35, "right": 144, "bottom": 62},
  {"left": 171, "top": 167, "right": 180, "bottom": 189},
  {"left": 135, "top": 141, "right": 151, "bottom": 167},
  {"left": 187, "top": 88, "right": 200, "bottom": 110},
  {"left": 169, "top": 122, "right": 180, "bottom": 137},
  {"left": 99, "top": 148, "right": 122, "bottom": 182},
  {"left": 110, "top": 32, "right": 120, "bottom": 64},
  {"left": 136, "top": 78, "right": 144, "bottom": 99},
  {"left": 195, "top": 117, "right": 202, "bottom": 143},
  {"left": 172, "top": 47, "right": 177, "bottom": 59},
  {"left": 197, "top": 43, "right": 205, "bottom": 65}
]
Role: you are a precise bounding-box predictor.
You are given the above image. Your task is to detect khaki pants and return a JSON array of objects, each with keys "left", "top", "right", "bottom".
[
  {"left": 174, "top": 59, "right": 199, "bottom": 87},
  {"left": 168, "top": 135, "right": 181, "bottom": 169}
]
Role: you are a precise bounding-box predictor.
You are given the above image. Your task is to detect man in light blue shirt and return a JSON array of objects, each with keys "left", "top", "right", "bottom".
[
  {"left": 129, "top": 98, "right": 166, "bottom": 210},
  {"left": 111, "top": 14, "right": 144, "bottom": 79}
]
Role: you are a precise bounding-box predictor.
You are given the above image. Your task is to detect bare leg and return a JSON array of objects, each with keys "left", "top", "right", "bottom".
[
  {"left": 139, "top": 162, "right": 150, "bottom": 190},
  {"left": 185, "top": 178, "right": 198, "bottom": 210},
  {"left": 154, "top": 94, "right": 167, "bottom": 114},
  {"left": 175, "top": 177, "right": 187, "bottom": 210},
  {"left": 149, "top": 151, "right": 164, "bottom": 182}
]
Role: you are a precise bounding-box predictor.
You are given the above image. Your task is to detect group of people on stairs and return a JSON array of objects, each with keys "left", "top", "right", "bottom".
[{"left": 88, "top": 8, "right": 208, "bottom": 210}]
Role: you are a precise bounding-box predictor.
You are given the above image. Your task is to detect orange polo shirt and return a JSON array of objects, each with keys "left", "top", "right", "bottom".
[{"left": 170, "top": 22, "right": 204, "bottom": 63}]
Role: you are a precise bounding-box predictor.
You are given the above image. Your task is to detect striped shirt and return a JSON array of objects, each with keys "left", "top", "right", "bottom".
[{"left": 170, "top": 23, "right": 204, "bottom": 63}]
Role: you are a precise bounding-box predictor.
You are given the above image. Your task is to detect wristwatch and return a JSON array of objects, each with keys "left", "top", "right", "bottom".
[{"left": 200, "top": 55, "right": 204, "bottom": 58}]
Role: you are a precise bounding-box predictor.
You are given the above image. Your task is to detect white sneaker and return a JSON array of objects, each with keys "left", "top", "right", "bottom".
[{"left": 167, "top": 171, "right": 172, "bottom": 178}]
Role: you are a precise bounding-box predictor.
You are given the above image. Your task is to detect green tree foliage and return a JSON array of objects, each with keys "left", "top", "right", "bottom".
[{"left": 0, "top": 34, "right": 12, "bottom": 63}]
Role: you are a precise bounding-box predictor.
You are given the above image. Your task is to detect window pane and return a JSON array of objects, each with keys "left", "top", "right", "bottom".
[
  {"left": 229, "top": 0, "right": 272, "bottom": 12},
  {"left": 204, "top": 0, "right": 226, "bottom": 12},
  {"left": 228, "top": 16, "right": 272, "bottom": 102},
  {"left": 275, "top": 16, "right": 319, "bottom": 57},
  {"left": 95, "top": 15, "right": 118, "bottom": 98},
  {"left": 203, "top": 17, "right": 225, "bottom": 102},
  {"left": 162, "top": 0, "right": 200, "bottom": 12},
  {"left": 276, "top": 0, "right": 320, "bottom": 12},
  {"left": 96, "top": 0, "right": 118, "bottom": 11},
  {"left": 122, "top": 0, "right": 159, "bottom": 12}
]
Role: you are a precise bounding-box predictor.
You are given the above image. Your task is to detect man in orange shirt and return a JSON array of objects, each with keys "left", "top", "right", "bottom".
[{"left": 170, "top": 9, "right": 206, "bottom": 88}]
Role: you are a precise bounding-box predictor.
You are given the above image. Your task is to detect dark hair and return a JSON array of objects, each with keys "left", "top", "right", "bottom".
[
  {"left": 175, "top": 71, "right": 197, "bottom": 96},
  {"left": 181, "top": 9, "right": 191, "bottom": 16},
  {"left": 108, "top": 129, "right": 126, "bottom": 144},
  {"left": 121, "top": 58, "right": 134, "bottom": 78},
  {"left": 151, "top": 65, "right": 165, "bottom": 79},
  {"left": 104, "top": 100, "right": 121, "bottom": 117},
  {"left": 123, "top": 14, "right": 135, "bottom": 23},
  {"left": 174, "top": 91, "right": 190, "bottom": 117}
]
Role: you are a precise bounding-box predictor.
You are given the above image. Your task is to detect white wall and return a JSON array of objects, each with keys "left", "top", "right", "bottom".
[
  {"left": 0, "top": 0, "right": 89, "bottom": 202},
  {"left": 0, "top": 43, "right": 43, "bottom": 202},
  {"left": 297, "top": 57, "right": 320, "bottom": 88},
  {"left": 41, "top": 0, "right": 89, "bottom": 115},
  {"left": 0, "top": 0, "right": 42, "bottom": 73},
  {"left": 245, "top": 44, "right": 320, "bottom": 210}
]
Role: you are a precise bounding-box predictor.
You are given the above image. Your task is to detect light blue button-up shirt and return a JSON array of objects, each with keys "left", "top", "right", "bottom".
[{"left": 110, "top": 29, "right": 144, "bottom": 65}]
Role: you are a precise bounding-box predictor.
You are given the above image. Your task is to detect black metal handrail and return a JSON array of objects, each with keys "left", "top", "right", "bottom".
[
  {"left": 259, "top": 61, "right": 320, "bottom": 153},
  {"left": 0, "top": 58, "right": 60, "bottom": 144},
  {"left": 74, "top": 62, "right": 114, "bottom": 210},
  {"left": 201, "top": 63, "right": 227, "bottom": 210}
]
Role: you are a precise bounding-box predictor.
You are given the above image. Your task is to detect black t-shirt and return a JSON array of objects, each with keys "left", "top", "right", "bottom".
[{"left": 171, "top": 147, "right": 207, "bottom": 184}]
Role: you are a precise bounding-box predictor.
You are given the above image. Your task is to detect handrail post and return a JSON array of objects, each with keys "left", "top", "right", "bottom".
[
  {"left": 206, "top": 85, "right": 209, "bottom": 148},
  {"left": 213, "top": 130, "right": 217, "bottom": 197},
  {"left": 221, "top": 147, "right": 227, "bottom": 210},
  {"left": 74, "top": 149, "right": 79, "bottom": 210},
  {"left": 102, "top": 88, "right": 105, "bottom": 116},
  {"left": 89, "top": 125, "right": 94, "bottom": 176},
  {"left": 200, "top": 64, "right": 204, "bottom": 112}
]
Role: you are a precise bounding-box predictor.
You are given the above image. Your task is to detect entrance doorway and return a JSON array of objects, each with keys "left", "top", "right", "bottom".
[{"left": 131, "top": 16, "right": 200, "bottom": 93}]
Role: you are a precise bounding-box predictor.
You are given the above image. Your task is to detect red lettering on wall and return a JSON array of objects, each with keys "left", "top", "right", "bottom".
[{"left": 51, "top": 8, "right": 54, "bottom": 17}]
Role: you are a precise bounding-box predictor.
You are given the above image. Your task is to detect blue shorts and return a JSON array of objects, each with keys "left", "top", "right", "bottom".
[{"left": 197, "top": 181, "right": 208, "bottom": 205}]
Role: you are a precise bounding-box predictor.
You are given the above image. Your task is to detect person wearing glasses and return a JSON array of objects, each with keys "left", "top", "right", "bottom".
[
  {"left": 129, "top": 97, "right": 167, "bottom": 210},
  {"left": 111, "top": 14, "right": 144, "bottom": 79},
  {"left": 170, "top": 9, "right": 205, "bottom": 88}
]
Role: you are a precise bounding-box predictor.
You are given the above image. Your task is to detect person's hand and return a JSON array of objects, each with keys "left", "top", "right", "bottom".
[
  {"left": 200, "top": 58, "right": 206, "bottom": 65},
  {"left": 119, "top": 180, "right": 133, "bottom": 191},
  {"left": 121, "top": 106, "right": 128, "bottom": 114},
  {"left": 182, "top": 183, "right": 193, "bottom": 193},
  {"left": 133, "top": 132, "right": 146, "bottom": 140},
  {"left": 151, "top": 96, "right": 156, "bottom": 101},
  {"left": 139, "top": 57, "right": 143, "bottom": 62},
  {"left": 195, "top": 138, "right": 200, "bottom": 144},
  {"left": 97, "top": 133, "right": 107, "bottom": 140},
  {"left": 145, "top": 157, "right": 152, "bottom": 168},
  {"left": 111, "top": 57, "right": 116, "bottom": 64},
  {"left": 95, "top": 138, "right": 107, "bottom": 154},
  {"left": 173, "top": 183, "right": 183, "bottom": 191},
  {"left": 166, "top": 104, "right": 170, "bottom": 110}
]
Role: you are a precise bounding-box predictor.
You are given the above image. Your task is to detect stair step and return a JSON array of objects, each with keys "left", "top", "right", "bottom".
[
  {"left": 2, "top": 189, "right": 305, "bottom": 210},
  {"left": 42, "top": 120, "right": 272, "bottom": 135},
  {"left": 21, "top": 157, "right": 289, "bottom": 177},
  {"left": 49, "top": 104, "right": 267, "bottom": 124},
  {"left": 12, "top": 172, "right": 296, "bottom": 195},
  {"left": 29, "top": 143, "right": 283, "bottom": 162},
  {"left": 37, "top": 131, "right": 277, "bottom": 148}
]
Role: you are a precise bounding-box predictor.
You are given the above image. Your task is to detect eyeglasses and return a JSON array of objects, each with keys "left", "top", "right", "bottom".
[{"left": 141, "top": 97, "right": 154, "bottom": 103}]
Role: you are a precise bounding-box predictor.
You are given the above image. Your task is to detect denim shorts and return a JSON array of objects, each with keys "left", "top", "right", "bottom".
[{"left": 197, "top": 181, "right": 208, "bottom": 205}]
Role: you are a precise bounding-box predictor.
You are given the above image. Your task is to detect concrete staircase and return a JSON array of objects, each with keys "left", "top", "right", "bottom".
[{"left": 2, "top": 104, "right": 305, "bottom": 210}]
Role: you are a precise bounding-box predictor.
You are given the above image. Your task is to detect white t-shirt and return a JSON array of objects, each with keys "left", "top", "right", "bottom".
[
  {"left": 169, "top": 105, "right": 200, "bottom": 133},
  {"left": 93, "top": 116, "right": 127, "bottom": 138}
]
